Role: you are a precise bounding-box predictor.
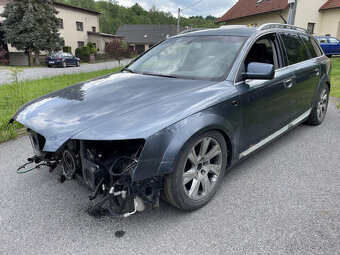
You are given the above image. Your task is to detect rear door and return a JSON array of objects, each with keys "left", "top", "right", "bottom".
[
  {"left": 279, "top": 33, "right": 320, "bottom": 119},
  {"left": 236, "top": 33, "right": 295, "bottom": 153}
]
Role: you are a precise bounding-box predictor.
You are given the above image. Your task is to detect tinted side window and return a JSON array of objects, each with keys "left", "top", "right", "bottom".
[
  {"left": 329, "top": 37, "right": 340, "bottom": 44},
  {"left": 280, "top": 33, "right": 309, "bottom": 65},
  {"left": 318, "top": 37, "right": 328, "bottom": 43},
  {"left": 300, "top": 35, "right": 317, "bottom": 58},
  {"left": 310, "top": 38, "right": 323, "bottom": 56}
]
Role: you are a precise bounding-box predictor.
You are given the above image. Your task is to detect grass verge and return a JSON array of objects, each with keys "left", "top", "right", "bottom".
[
  {"left": 330, "top": 58, "right": 340, "bottom": 108},
  {"left": 0, "top": 67, "right": 121, "bottom": 143}
]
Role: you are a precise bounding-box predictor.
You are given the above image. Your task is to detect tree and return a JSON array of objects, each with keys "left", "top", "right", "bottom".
[
  {"left": 105, "top": 38, "right": 127, "bottom": 65},
  {"left": 1, "top": 0, "right": 62, "bottom": 66}
]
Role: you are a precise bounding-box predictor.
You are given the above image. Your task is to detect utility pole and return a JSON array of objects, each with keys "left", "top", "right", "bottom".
[
  {"left": 287, "top": 0, "right": 297, "bottom": 25},
  {"left": 177, "top": 8, "right": 181, "bottom": 34}
]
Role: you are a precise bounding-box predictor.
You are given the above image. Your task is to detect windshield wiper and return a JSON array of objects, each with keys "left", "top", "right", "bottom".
[
  {"left": 142, "top": 72, "right": 178, "bottom": 79},
  {"left": 122, "top": 67, "right": 135, "bottom": 73}
]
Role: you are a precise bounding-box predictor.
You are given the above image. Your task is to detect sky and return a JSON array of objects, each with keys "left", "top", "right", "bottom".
[{"left": 116, "top": 0, "right": 236, "bottom": 18}]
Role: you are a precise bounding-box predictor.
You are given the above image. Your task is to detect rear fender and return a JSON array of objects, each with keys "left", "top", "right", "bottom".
[{"left": 312, "top": 73, "right": 330, "bottom": 108}]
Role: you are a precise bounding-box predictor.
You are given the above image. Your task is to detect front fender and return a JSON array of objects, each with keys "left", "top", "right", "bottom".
[
  {"left": 132, "top": 102, "right": 241, "bottom": 182},
  {"left": 157, "top": 104, "right": 241, "bottom": 176}
]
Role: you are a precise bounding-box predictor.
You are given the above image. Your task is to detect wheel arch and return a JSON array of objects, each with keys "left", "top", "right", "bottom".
[
  {"left": 312, "top": 74, "right": 331, "bottom": 108},
  {"left": 157, "top": 113, "right": 237, "bottom": 176}
]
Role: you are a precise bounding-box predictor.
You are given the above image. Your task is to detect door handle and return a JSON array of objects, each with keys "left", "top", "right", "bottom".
[
  {"left": 284, "top": 79, "right": 293, "bottom": 88},
  {"left": 315, "top": 68, "right": 320, "bottom": 76}
]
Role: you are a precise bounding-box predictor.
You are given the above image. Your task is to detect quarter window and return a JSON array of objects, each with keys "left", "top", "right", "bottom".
[
  {"left": 299, "top": 35, "right": 318, "bottom": 58},
  {"left": 280, "top": 33, "right": 309, "bottom": 65},
  {"left": 310, "top": 39, "right": 323, "bottom": 56},
  {"left": 76, "top": 22, "right": 83, "bottom": 31}
]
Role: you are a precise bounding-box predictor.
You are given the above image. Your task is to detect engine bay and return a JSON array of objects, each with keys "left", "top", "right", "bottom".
[{"left": 19, "top": 129, "right": 163, "bottom": 217}]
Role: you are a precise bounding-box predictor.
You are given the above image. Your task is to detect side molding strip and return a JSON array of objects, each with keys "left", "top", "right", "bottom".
[{"left": 239, "top": 108, "right": 311, "bottom": 159}]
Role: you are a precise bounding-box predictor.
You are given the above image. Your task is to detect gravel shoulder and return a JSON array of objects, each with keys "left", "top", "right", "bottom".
[
  {"left": 0, "top": 59, "right": 131, "bottom": 85},
  {"left": 0, "top": 102, "right": 339, "bottom": 255}
]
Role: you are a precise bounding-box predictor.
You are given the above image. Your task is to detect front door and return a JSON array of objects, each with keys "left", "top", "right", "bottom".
[{"left": 236, "top": 33, "right": 295, "bottom": 154}]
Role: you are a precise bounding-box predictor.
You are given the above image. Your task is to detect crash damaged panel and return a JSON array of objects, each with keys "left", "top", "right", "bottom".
[{"left": 21, "top": 136, "right": 163, "bottom": 216}]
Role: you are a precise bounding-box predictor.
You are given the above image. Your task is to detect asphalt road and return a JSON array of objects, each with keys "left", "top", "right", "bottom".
[
  {"left": 0, "top": 102, "right": 339, "bottom": 255},
  {"left": 0, "top": 59, "right": 131, "bottom": 85}
]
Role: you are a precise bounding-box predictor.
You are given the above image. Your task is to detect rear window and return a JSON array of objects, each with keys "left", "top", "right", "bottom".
[
  {"left": 280, "top": 33, "right": 309, "bottom": 65},
  {"left": 299, "top": 35, "right": 318, "bottom": 58},
  {"left": 49, "top": 53, "right": 60, "bottom": 57}
]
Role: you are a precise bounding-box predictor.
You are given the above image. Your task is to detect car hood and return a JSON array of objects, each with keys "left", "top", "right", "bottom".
[{"left": 11, "top": 72, "right": 231, "bottom": 152}]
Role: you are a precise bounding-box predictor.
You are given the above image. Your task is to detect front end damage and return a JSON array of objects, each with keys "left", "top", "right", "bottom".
[{"left": 22, "top": 129, "right": 163, "bottom": 217}]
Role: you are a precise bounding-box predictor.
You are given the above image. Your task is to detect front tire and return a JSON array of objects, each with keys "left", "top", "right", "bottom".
[
  {"left": 76, "top": 60, "right": 80, "bottom": 67},
  {"left": 162, "top": 131, "right": 227, "bottom": 211},
  {"left": 306, "top": 83, "right": 329, "bottom": 125}
]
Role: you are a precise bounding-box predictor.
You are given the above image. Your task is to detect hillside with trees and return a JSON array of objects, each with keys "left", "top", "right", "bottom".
[{"left": 56, "top": 0, "right": 218, "bottom": 34}]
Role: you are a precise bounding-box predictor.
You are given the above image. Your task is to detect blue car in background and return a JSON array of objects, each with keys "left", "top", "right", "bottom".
[
  {"left": 46, "top": 52, "right": 80, "bottom": 68},
  {"left": 315, "top": 36, "right": 340, "bottom": 57}
]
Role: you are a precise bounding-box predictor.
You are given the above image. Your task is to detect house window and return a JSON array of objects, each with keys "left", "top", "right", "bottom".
[
  {"left": 92, "top": 26, "right": 96, "bottom": 32},
  {"left": 58, "top": 19, "right": 63, "bottom": 29},
  {"left": 76, "top": 22, "right": 83, "bottom": 31},
  {"left": 93, "top": 43, "right": 97, "bottom": 48},
  {"left": 78, "top": 41, "right": 85, "bottom": 47},
  {"left": 307, "top": 23, "right": 315, "bottom": 34},
  {"left": 60, "top": 40, "right": 65, "bottom": 47}
]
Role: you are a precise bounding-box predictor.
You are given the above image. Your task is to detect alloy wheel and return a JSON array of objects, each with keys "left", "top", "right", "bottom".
[
  {"left": 182, "top": 136, "right": 223, "bottom": 200},
  {"left": 317, "top": 88, "right": 328, "bottom": 121}
]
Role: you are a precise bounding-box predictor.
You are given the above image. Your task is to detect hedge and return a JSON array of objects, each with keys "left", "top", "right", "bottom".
[{"left": 63, "top": 46, "right": 72, "bottom": 53}]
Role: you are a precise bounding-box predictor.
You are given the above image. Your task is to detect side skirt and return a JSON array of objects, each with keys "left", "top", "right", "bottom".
[{"left": 239, "top": 108, "right": 311, "bottom": 159}]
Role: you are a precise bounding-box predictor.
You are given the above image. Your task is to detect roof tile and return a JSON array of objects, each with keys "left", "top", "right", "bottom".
[
  {"left": 319, "top": 0, "right": 340, "bottom": 10},
  {"left": 216, "top": 0, "right": 289, "bottom": 23}
]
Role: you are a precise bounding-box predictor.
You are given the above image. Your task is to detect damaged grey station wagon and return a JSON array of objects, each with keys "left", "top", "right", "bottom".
[{"left": 11, "top": 24, "right": 331, "bottom": 216}]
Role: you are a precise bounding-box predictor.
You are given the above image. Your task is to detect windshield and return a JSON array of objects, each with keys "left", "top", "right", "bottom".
[{"left": 128, "top": 35, "right": 246, "bottom": 80}]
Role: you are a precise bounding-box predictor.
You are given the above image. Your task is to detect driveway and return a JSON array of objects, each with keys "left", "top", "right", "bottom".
[
  {"left": 0, "top": 102, "right": 339, "bottom": 254},
  {"left": 0, "top": 59, "right": 131, "bottom": 85}
]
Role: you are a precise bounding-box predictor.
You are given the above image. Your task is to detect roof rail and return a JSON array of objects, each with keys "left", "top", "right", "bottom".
[
  {"left": 219, "top": 25, "right": 249, "bottom": 29},
  {"left": 257, "top": 23, "right": 309, "bottom": 33}
]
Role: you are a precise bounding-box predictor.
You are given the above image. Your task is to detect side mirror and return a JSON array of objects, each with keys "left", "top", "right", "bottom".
[{"left": 244, "top": 62, "right": 275, "bottom": 80}]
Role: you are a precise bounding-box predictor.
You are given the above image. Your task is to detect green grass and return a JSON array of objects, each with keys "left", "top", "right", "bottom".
[
  {"left": 0, "top": 67, "right": 121, "bottom": 143},
  {"left": 330, "top": 58, "right": 340, "bottom": 108}
]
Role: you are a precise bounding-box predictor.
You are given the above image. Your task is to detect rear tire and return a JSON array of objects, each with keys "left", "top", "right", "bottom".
[
  {"left": 306, "top": 83, "right": 329, "bottom": 125},
  {"left": 62, "top": 61, "right": 67, "bottom": 68},
  {"left": 162, "top": 130, "right": 227, "bottom": 211}
]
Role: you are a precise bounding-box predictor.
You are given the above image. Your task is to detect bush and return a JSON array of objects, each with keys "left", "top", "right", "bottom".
[
  {"left": 75, "top": 46, "right": 93, "bottom": 62},
  {"left": 87, "top": 41, "right": 94, "bottom": 48},
  {"left": 90, "top": 47, "right": 98, "bottom": 55},
  {"left": 75, "top": 47, "right": 82, "bottom": 56},
  {"left": 81, "top": 46, "right": 90, "bottom": 55},
  {"left": 63, "top": 46, "right": 72, "bottom": 53}
]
